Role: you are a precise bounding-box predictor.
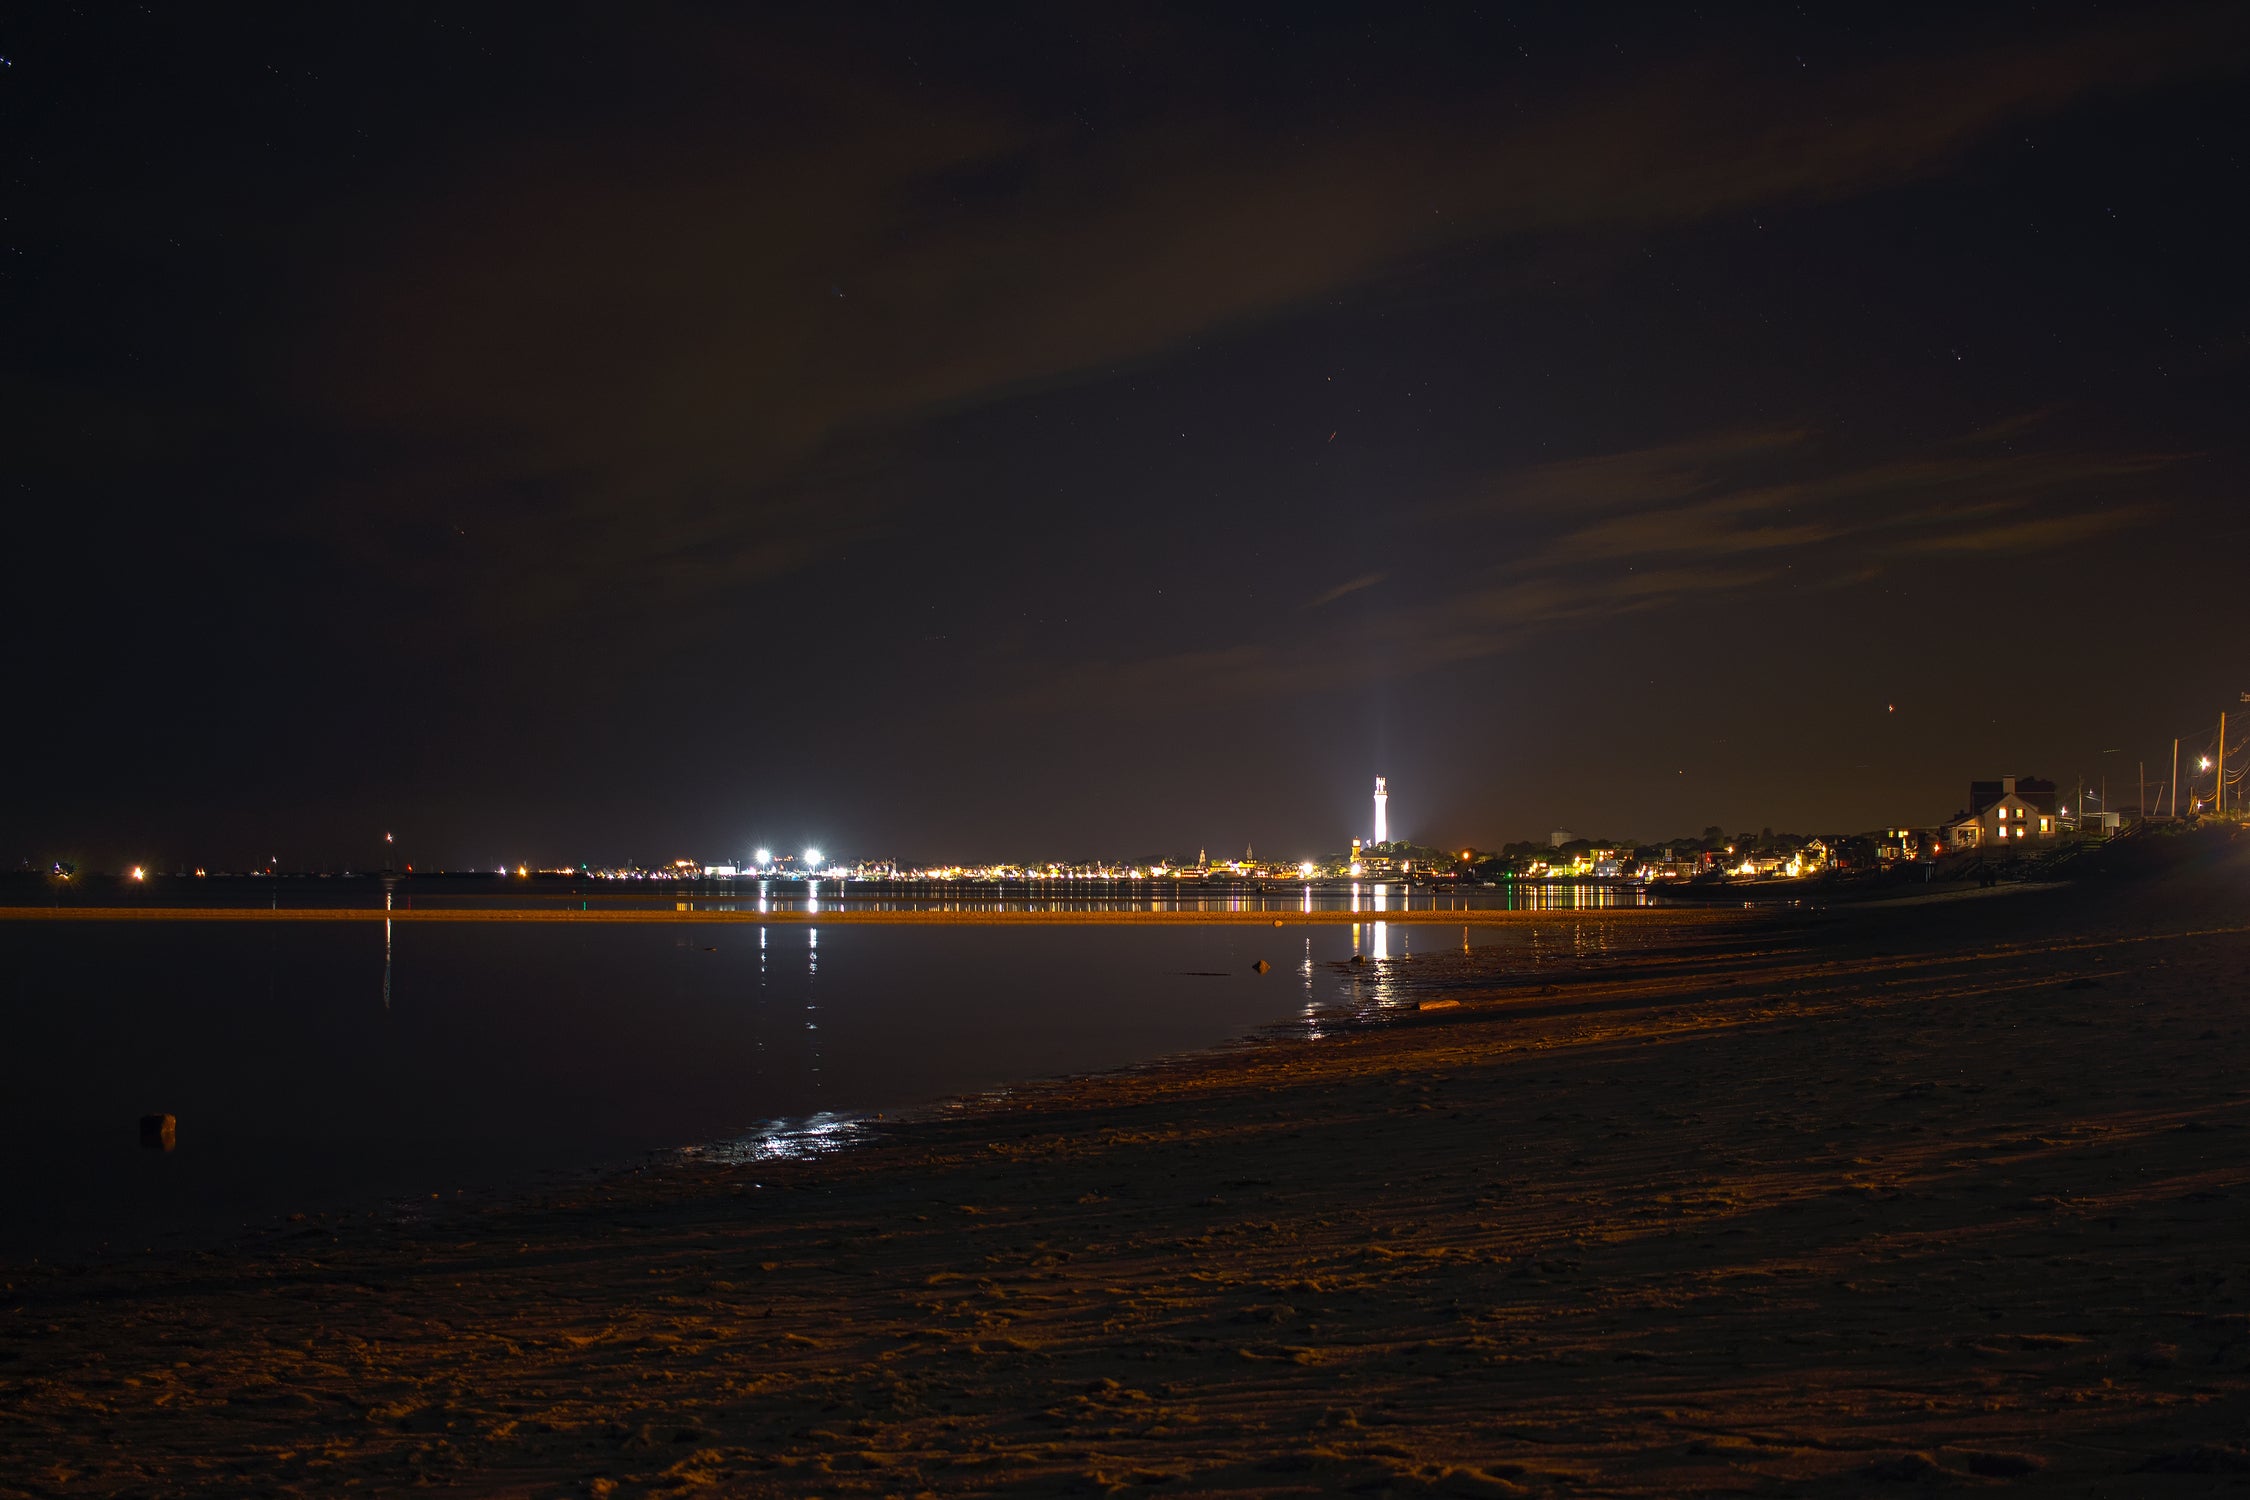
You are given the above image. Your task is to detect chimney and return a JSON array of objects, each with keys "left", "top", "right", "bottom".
[{"left": 2001, "top": 775, "right": 2017, "bottom": 795}]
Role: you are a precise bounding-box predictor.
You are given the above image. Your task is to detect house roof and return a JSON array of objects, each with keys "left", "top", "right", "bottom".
[{"left": 1969, "top": 778, "right": 2059, "bottom": 816}]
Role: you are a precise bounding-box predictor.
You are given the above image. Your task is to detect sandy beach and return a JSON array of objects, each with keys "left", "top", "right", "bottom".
[{"left": 4, "top": 842, "right": 2247, "bottom": 1496}]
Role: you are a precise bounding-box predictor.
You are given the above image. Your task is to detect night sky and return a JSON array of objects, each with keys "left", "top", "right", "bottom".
[{"left": 10, "top": 4, "right": 2249, "bottom": 871}]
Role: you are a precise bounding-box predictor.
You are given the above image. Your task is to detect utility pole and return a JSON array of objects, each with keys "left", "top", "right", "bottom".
[
  {"left": 2172, "top": 738, "right": 2180, "bottom": 818},
  {"left": 2219, "top": 712, "right": 2229, "bottom": 818},
  {"left": 2139, "top": 761, "right": 2145, "bottom": 825}
]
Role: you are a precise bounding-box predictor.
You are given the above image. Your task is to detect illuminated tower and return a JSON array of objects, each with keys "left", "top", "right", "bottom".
[{"left": 1373, "top": 776, "right": 1389, "bottom": 847}]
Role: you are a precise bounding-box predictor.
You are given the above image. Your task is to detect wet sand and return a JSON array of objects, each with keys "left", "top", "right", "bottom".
[{"left": 4, "top": 853, "right": 2247, "bottom": 1495}]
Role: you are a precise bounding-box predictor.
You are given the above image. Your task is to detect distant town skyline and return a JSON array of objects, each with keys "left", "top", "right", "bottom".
[{"left": 23, "top": 744, "right": 2229, "bottom": 883}]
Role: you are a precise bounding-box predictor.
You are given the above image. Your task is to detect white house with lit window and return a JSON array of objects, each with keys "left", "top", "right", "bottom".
[{"left": 1943, "top": 775, "right": 2059, "bottom": 852}]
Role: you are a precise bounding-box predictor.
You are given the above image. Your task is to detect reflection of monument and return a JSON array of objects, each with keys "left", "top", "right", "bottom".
[
  {"left": 380, "top": 834, "right": 400, "bottom": 1011},
  {"left": 1373, "top": 776, "right": 1389, "bottom": 846}
]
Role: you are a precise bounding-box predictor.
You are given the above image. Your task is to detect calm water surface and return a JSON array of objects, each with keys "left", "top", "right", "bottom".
[{"left": 0, "top": 910, "right": 1646, "bottom": 1256}]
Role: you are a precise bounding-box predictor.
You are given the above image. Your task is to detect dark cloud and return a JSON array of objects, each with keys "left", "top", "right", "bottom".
[
  {"left": 1007, "top": 417, "right": 2187, "bottom": 715},
  {"left": 299, "top": 6, "right": 2242, "bottom": 624},
  {"left": 1514, "top": 426, "right": 2175, "bottom": 568},
  {"left": 1306, "top": 573, "right": 1389, "bottom": 609}
]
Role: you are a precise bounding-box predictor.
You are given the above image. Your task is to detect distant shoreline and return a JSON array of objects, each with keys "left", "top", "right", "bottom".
[{"left": 0, "top": 904, "right": 1738, "bottom": 927}]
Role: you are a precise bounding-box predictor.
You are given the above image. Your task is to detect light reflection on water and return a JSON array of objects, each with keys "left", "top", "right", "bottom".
[
  {"left": 2, "top": 909, "right": 1691, "bottom": 1255},
  {"left": 684, "top": 1111, "right": 866, "bottom": 1165},
  {"left": 45, "top": 875, "right": 1659, "bottom": 919},
  {"left": 672, "top": 878, "right": 1652, "bottom": 916}
]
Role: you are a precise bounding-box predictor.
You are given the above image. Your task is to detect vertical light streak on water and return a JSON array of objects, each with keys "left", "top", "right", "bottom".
[
  {"left": 806, "top": 926, "right": 820, "bottom": 1092},
  {"left": 754, "top": 926, "right": 768, "bottom": 1089}
]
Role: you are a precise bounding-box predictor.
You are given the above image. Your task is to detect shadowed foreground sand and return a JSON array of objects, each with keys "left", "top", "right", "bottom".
[{"left": 3, "top": 864, "right": 2247, "bottom": 1496}]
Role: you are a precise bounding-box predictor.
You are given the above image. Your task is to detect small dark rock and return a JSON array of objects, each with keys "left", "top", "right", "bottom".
[
  {"left": 1963, "top": 1451, "right": 2041, "bottom": 1478},
  {"left": 2138, "top": 1445, "right": 2250, "bottom": 1474},
  {"left": 1863, "top": 1452, "right": 1942, "bottom": 1482},
  {"left": 1252, "top": 959, "right": 1271, "bottom": 973}
]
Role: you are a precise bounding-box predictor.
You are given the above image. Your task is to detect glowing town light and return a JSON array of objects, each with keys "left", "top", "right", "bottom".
[
  {"left": 755, "top": 848, "right": 773, "bottom": 866},
  {"left": 1299, "top": 861, "right": 1315, "bottom": 878},
  {"left": 2201, "top": 756, "right": 2214, "bottom": 771},
  {"left": 803, "top": 848, "right": 823, "bottom": 869},
  {"left": 130, "top": 866, "right": 145, "bottom": 881}
]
